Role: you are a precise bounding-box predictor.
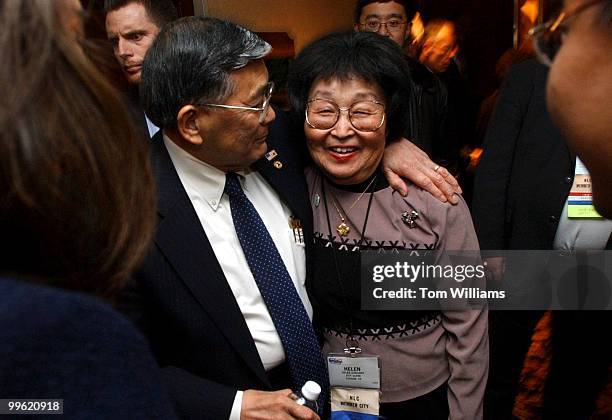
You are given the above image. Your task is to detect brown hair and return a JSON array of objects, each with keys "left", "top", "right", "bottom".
[{"left": 0, "top": 0, "right": 156, "bottom": 299}]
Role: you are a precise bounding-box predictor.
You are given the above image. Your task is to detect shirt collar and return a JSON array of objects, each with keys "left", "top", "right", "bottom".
[{"left": 163, "top": 133, "right": 249, "bottom": 211}]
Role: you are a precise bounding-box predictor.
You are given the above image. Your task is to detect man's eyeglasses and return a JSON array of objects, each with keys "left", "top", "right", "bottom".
[
  {"left": 529, "top": 0, "right": 605, "bottom": 67},
  {"left": 359, "top": 19, "right": 409, "bottom": 33},
  {"left": 305, "top": 98, "right": 386, "bottom": 132},
  {"left": 201, "top": 81, "right": 274, "bottom": 123}
]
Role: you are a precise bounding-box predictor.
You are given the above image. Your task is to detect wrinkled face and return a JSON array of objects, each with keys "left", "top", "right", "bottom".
[
  {"left": 547, "top": 0, "right": 612, "bottom": 217},
  {"left": 106, "top": 2, "right": 160, "bottom": 85},
  {"left": 420, "top": 24, "right": 457, "bottom": 73},
  {"left": 355, "top": 1, "right": 410, "bottom": 48},
  {"left": 195, "top": 60, "right": 276, "bottom": 172},
  {"left": 305, "top": 77, "right": 387, "bottom": 185}
]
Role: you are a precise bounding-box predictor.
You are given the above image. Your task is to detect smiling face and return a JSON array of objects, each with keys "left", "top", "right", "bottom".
[
  {"left": 305, "top": 77, "right": 387, "bottom": 185},
  {"left": 106, "top": 2, "right": 160, "bottom": 85}
]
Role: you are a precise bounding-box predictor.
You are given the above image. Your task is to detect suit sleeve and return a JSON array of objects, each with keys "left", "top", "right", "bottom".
[
  {"left": 118, "top": 279, "right": 238, "bottom": 420},
  {"left": 471, "top": 61, "right": 535, "bottom": 250}
]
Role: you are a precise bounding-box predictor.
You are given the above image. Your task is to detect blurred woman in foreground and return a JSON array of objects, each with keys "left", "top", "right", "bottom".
[{"left": 0, "top": 1, "right": 174, "bottom": 417}]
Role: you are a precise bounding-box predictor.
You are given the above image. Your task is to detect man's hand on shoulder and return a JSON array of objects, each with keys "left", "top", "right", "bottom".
[
  {"left": 241, "top": 389, "right": 320, "bottom": 420},
  {"left": 383, "top": 139, "right": 461, "bottom": 204}
]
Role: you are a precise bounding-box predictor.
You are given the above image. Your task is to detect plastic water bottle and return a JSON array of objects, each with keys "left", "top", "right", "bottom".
[{"left": 296, "top": 380, "right": 321, "bottom": 413}]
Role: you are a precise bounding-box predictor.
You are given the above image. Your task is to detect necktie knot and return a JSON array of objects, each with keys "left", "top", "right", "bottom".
[{"left": 224, "top": 172, "right": 243, "bottom": 199}]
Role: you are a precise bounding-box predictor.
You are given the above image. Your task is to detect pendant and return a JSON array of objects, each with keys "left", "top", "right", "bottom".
[{"left": 336, "top": 222, "right": 350, "bottom": 236}]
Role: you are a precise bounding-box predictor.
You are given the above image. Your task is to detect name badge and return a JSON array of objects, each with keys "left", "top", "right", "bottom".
[
  {"left": 327, "top": 355, "right": 380, "bottom": 389},
  {"left": 568, "top": 158, "right": 604, "bottom": 219},
  {"left": 331, "top": 387, "right": 380, "bottom": 419}
]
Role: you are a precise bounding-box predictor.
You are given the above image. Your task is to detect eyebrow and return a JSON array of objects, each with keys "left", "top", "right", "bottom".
[
  {"left": 108, "top": 29, "right": 148, "bottom": 40},
  {"left": 310, "top": 90, "right": 380, "bottom": 101},
  {"left": 248, "top": 82, "right": 269, "bottom": 102},
  {"left": 363, "top": 13, "right": 406, "bottom": 20}
]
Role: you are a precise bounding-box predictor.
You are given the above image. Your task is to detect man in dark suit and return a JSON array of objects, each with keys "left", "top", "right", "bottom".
[
  {"left": 123, "top": 17, "right": 323, "bottom": 420},
  {"left": 472, "top": 58, "right": 612, "bottom": 419}
]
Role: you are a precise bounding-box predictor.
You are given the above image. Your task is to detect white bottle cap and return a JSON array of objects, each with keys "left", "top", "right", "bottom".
[{"left": 301, "top": 381, "right": 321, "bottom": 401}]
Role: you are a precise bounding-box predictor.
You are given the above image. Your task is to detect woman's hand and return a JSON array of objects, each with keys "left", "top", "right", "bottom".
[{"left": 383, "top": 139, "right": 461, "bottom": 204}]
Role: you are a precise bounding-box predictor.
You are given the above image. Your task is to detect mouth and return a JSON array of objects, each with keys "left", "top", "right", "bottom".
[
  {"left": 327, "top": 146, "right": 359, "bottom": 162},
  {"left": 124, "top": 64, "right": 142, "bottom": 74},
  {"left": 255, "top": 133, "right": 268, "bottom": 143}
]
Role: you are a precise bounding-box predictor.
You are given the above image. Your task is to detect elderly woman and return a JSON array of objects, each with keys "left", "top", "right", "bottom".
[{"left": 288, "top": 32, "right": 488, "bottom": 420}]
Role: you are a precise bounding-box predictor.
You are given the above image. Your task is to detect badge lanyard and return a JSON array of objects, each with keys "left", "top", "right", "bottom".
[
  {"left": 320, "top": 175, "right": 382, "bottom": 419},
  {"left": 320, "top": 175, "right": 377, "bottom": 349}
]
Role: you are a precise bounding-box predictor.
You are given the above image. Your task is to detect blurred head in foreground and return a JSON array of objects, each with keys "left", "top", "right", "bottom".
[
  {"left": 545, "top": 0, "right": 612, "bottom": 217},
  {"left": 0, "top": 0, "right": 156, "bottom": 298}
]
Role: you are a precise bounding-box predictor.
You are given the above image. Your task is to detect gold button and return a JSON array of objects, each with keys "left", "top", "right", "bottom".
[{"left": 273, "top": 161, "right": 283, "bottom": 169}]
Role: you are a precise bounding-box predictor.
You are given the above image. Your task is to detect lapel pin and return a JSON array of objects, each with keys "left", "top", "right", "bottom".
[
  {"left": 402, "top": 210, "right": 419, "bottom": 228},
  {"left": 313, "top": 194, "right": 320, "bottom": 207},
  {"left": 265, "top": 150, "right": 278, "bottom": 161},
  {"left": 273, "top": 160, "right": 283, "bottom": 169}
]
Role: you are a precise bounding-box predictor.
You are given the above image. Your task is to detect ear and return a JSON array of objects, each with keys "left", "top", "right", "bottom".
[{"left": 177, "top": 104, "right": 204, "bottom": 146}]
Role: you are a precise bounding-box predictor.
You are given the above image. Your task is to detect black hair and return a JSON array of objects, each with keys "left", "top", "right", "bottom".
[
  {"left": 104, "top": 0, "right": 178, "bottom": 28},
  {"left": 140, "top": 16, "right": 270, "bottom": 128},
  {"left": 288, "top": 31, "right": 414, "bottom": 142},
  {"left": 354, "top": 0, "right": 417, "bottom": 23}
]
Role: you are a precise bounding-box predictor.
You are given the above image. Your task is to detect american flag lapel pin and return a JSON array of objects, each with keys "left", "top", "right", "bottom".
[{"left": 265, "top": 150, "right": 278, "bottom": 161}]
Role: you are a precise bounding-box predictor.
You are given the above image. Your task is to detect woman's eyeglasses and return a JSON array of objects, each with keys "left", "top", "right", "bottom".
[{"left": 305, "top": 98, "right": 386, "bottom": 132}]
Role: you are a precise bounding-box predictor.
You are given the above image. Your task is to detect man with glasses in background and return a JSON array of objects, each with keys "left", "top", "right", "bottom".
[{"left": 354, "top": 0, "right": 452, "bottom": 169}]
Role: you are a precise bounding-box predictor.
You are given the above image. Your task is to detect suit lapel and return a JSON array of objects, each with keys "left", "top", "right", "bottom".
[{"left": 150, "top": 133, "right": 270, "bottom": 386}]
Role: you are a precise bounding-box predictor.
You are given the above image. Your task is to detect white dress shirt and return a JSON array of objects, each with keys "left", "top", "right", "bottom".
[
  {"left": 145, "top": 114, "right": 160, "bottom": 138},
  {"left": 164, "top": 135, "right": 310, "bottom": 419}
]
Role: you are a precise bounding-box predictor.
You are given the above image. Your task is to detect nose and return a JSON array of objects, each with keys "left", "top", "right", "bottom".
[
  {"left": 261, "top": 104, "right": 276, "bottom": 126},
  {"left": 330, "top": 109, "right": 354, "bottom": 139},
  {"left": 117, "top": 38, "right": 132, "bottom": 59},
  {"left": 376, "top": 22, "right": 390, "bottom": 37}
]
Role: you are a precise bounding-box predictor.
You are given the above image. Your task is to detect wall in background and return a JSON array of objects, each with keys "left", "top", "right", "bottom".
[{"left": 199, "top": 0, "right": 356, "bottom": 53}]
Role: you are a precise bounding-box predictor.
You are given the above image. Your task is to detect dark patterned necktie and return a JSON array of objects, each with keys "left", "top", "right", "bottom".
[{"left": 224, "top": 172, "right": 328, "bottom": 413}]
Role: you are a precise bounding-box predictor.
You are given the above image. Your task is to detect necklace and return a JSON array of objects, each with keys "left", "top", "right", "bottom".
[{"left": 327, "top": 175, "right": 378, "bottom": 236}]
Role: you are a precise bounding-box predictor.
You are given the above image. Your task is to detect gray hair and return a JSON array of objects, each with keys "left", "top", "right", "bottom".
[{"left": 140, "top": 16, "right": 271, "bottom": 129}]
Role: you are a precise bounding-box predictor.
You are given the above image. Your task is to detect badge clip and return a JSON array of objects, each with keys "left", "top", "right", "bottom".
[{"left": 344, "top": 338, "right": 362, "bottom": 356}]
